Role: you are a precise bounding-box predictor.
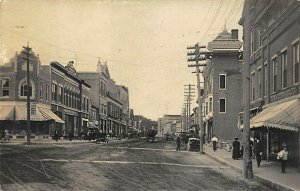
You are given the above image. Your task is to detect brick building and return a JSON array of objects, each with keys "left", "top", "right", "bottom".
[
  {"left": 0, "top": 47, "right": 64, "bottom": 140},
  {"left": 50, "top": 61, "right": 91, "bottom": 139},
  {"left": 239, "top": 0, "right": 299, "bottom": 165},
  {"left": 157, "top": 115, "right": 181, "bottom": 137},
  {"left": 202, "top": 29, "right": 243, "bottom": 142}
]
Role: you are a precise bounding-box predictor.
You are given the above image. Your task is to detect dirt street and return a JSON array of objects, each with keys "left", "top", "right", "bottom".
[{"left": 0, "top": 139, "right": 274, "bottom": 191}]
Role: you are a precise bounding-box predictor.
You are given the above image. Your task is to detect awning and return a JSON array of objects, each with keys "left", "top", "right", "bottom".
[
  {"left": 39, "top": 108, "right": 65, "bottom": 124},
  {"left": 250, "top": 98, "right": 300, "bottom": 132},
  {"left": 0, "top": 103, "right": 65, "bottom": 124},
  {"left": 88, "top": 121, "right": 98, "bottom": 128},
  {"left": 0, "top": 105, "right": 14, "bottom": 120}
]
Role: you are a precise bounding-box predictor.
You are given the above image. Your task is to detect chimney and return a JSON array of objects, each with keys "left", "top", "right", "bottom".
[{"left": 231, "top": 29, "right": 238, "bottom": 40}]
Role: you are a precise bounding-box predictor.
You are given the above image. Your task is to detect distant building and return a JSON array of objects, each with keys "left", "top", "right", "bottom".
[
  {"left": 157, "top": 115, "right": 181, "bottom": 137},
  {"left": 239, "top": 0, "right": 299, "bottom": 164},
  {"left": 202, "top": 28, "right": 243, "bottom": 142}
]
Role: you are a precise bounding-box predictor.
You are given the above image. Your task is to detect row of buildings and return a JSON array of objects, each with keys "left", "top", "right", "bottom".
[
  {"left": 0, "top": 48, "right": 135, "bottom": 140},
  {"left": 158, "top": 0, "right": 299, "bottom": 167}
]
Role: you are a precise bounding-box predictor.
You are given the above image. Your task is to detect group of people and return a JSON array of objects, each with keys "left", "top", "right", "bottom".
[{"left": 211, "top": 135, "right": 289, "bottom": 173}]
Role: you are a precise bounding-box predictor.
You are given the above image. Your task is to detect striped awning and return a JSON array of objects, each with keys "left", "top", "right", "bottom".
[
  {"left": 0, "top": 102, "right": 64, "bottom": 124},
  {"left": 39, "top": 108, "right": 65, "bottom": 124},
  {"left": 0, "top": 105, "right": 14, "bottom": 120},
  {"left": 250, "top": 98, "right": 300, "bottom": 132}
]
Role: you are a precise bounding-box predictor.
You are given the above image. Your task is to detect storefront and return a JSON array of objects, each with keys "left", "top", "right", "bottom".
[{"left": 250, "top": 98, "right": 300, "bottom": 166}]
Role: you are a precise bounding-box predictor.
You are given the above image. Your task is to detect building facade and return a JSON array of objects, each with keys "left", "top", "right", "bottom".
[
  {"left": 0, "top": 48, "right": 64, "bottom": 140},
  {"left": 50, "top": 61, "right": 91, "bottom": 139},
  {"left": 202, "top": 29, "right": 243, "bottom": 142},
  {"left": 239, "top": 0, "right": 300, "bottom": 165}
]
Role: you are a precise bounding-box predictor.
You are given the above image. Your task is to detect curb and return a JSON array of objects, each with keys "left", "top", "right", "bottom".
[{"left": 205, "top": 151, "right": 296, "bottom": 191}]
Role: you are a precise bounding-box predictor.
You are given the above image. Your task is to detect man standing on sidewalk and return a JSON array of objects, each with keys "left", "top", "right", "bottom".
[
  {"left": 176, "top": 135, "right": 181, "bottom": 151},
  {"left": 277, "top": 146, "right": 288, "bottom": 173},
  {"left": 211, "top": 135, "right": 218, "bottom": 152},
  {"left": 255, "top": 139, "right": 262, "bottom": 167}
]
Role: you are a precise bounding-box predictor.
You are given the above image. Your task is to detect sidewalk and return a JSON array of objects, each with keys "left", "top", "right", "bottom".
[{"left": 204, "top": 145, "right": 300, "bottom": 191}]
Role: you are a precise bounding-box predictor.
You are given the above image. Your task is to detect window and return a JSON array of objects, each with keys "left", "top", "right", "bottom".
[
  {"left": 258, "top": 68, "right": 262, "bottom": 98},
  {"left": 258, "top": 29, "right": 262, "bottom": 48},
  {"left": 250, "top": 29, "right": 254, "bottom": 55},
  {"left": 281, "top": 51, "right": 287, "bottom": 88},
  {"left": 58, "top": 86, "right": 63, "bottom": 103},
  {"left": 219, "top": 74, "right": 226, "bottom": 90},
  {"left": 39, "top": 81, "right": 43, "bottom": 100},
  {"left": 1, "top": 78, "right": 10, "bottom": 96},
  {"left": 293, "top": 42, "right": 299, "bottom": 83},
  {"left": 264, "top": 63, "right": 268, "bottom": 96},
  {"left": 251, "top": 72, "right": 255, "bottom": 101},
  {"left": 45, "top": 84, "right": 49, "bottom": 101},
  {"left": 21, "top": 81, "right": 32, "bottom": 96},
  {"left": 219, "top": 98, "right": 226, "bottom": 113},
  {"left": 205, "top": 102, "right": 208, "bottom": 115},
  {"left": 272, "top": 58, "right": 278, "bottom": 92},
  {"left": 209, "top": 98, "right": 212, "bottom": 112},
  {"left": 51, "top": 83, "right": 57, "bottom": 102}
]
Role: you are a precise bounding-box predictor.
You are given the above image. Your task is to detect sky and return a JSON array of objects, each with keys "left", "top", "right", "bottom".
[{"left": 0, "top": 0, "right": 244, "bottom": 120}]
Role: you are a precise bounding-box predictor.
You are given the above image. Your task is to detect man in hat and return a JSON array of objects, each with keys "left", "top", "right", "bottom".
[
  {"left": 255, "top": 138, "right": 263, "bottom": 167},
  {"left": 232, "top": 137, "right": 240, "bottom": 160}
]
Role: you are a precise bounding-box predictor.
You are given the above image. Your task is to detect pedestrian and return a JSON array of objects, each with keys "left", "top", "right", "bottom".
[
  {"left": 54, "top": 128, "right": 59, "bottom": 142},
  {"left": 4, "top": 129, "right": 10, "bottom": 141},
  {"left": 277, "top": 146, "right": 288, "bottom": 173},
  {"left": 232, "top": 137, "right": 240, "bottom": 160},
  {"left": 211, "top": 135, "right": 218, "bottom": 152},
  {"left": 255, "top": 139, "right": 263, "bottom": 167},
  {"left": 176, "top": 135, "right": 181, "bottom": 151},
  {"left": 68, "top": 130, "right": 73, "bottom": 141}
]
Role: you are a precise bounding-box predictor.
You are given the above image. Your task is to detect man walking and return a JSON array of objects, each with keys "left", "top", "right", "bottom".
[
  {"left": 211, "top": 135, "right": 218, "bottom": 152},
  {"left": 176, "top": 135, "right": 181, "bottom": 151}
]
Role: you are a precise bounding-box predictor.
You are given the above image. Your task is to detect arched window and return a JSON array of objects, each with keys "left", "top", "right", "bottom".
[{"left": 21, "top": 81, "right": 32, "bottom": 96}]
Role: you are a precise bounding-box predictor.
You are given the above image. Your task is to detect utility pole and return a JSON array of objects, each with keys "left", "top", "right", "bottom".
[
  {"left": 241, "top": 0, "right": 253, "bottom": 179},
  {"left": 184, "top": 84, "right": 195, "bottom": 130},
  {"left": 23, "top": 44, "right": 32, "bottom": 145},
  {"left": 187, "top": 43, "right": 206, "bottom": 154}
]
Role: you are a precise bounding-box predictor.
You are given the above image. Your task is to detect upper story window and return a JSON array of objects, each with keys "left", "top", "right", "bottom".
[
  {"left": 272, "top": 57, "right": 278, "bottom": 92},
  {"left": 39, "top": 81, "right": 43, "bottom": 100},
  {"left": 45, "top": 84, "right": 49, "bottom": 101},
  {"left": 1, "top": 78, "right": 10, "bottom": 97},
  {"left": 293, "top": 41, "right": 299, "bottom": 84},
  {"left": 209, "top": 97, "right": 212, "bottom": 112},
  {"left": 21, "top": 81, "right": 32, "bottom": 97},
  {"left": 281, "top": 51, "right": 287, "bottom": 88},
  {"left": 258, "top": 68, "right": 262, "bottom": 98},
  {"left": 264, "top": 62, "right": 268, "bottom": 96},
  {"left": 51, "top": 83, "right": 57, "bottom": 102},
  {"left": 250, "top": 29, "right": 254, "bottom": 55},
  {"left": 219, "top": 74, "right": 226, "bottom": 90},
  {"left": 219, "top": 98, "right": 226, "bottom": 113},
  {"left": 251, "top": 72, "right": 255, "bottom": 101}
]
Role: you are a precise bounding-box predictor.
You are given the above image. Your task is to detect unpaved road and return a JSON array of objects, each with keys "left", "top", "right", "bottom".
[{"left": 0, "top": 139, "right": 274, "bottom": 191}]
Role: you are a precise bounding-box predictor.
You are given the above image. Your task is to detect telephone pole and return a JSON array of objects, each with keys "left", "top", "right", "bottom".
[
  {"left": 187, "top": 43, "right": 206, "bottom": 154},
  {"left": 184, "top": 84, "right": 195, "bottom": 130},
  {"left": 23, "top": 44, "right": 32, "bottom": 145}
]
